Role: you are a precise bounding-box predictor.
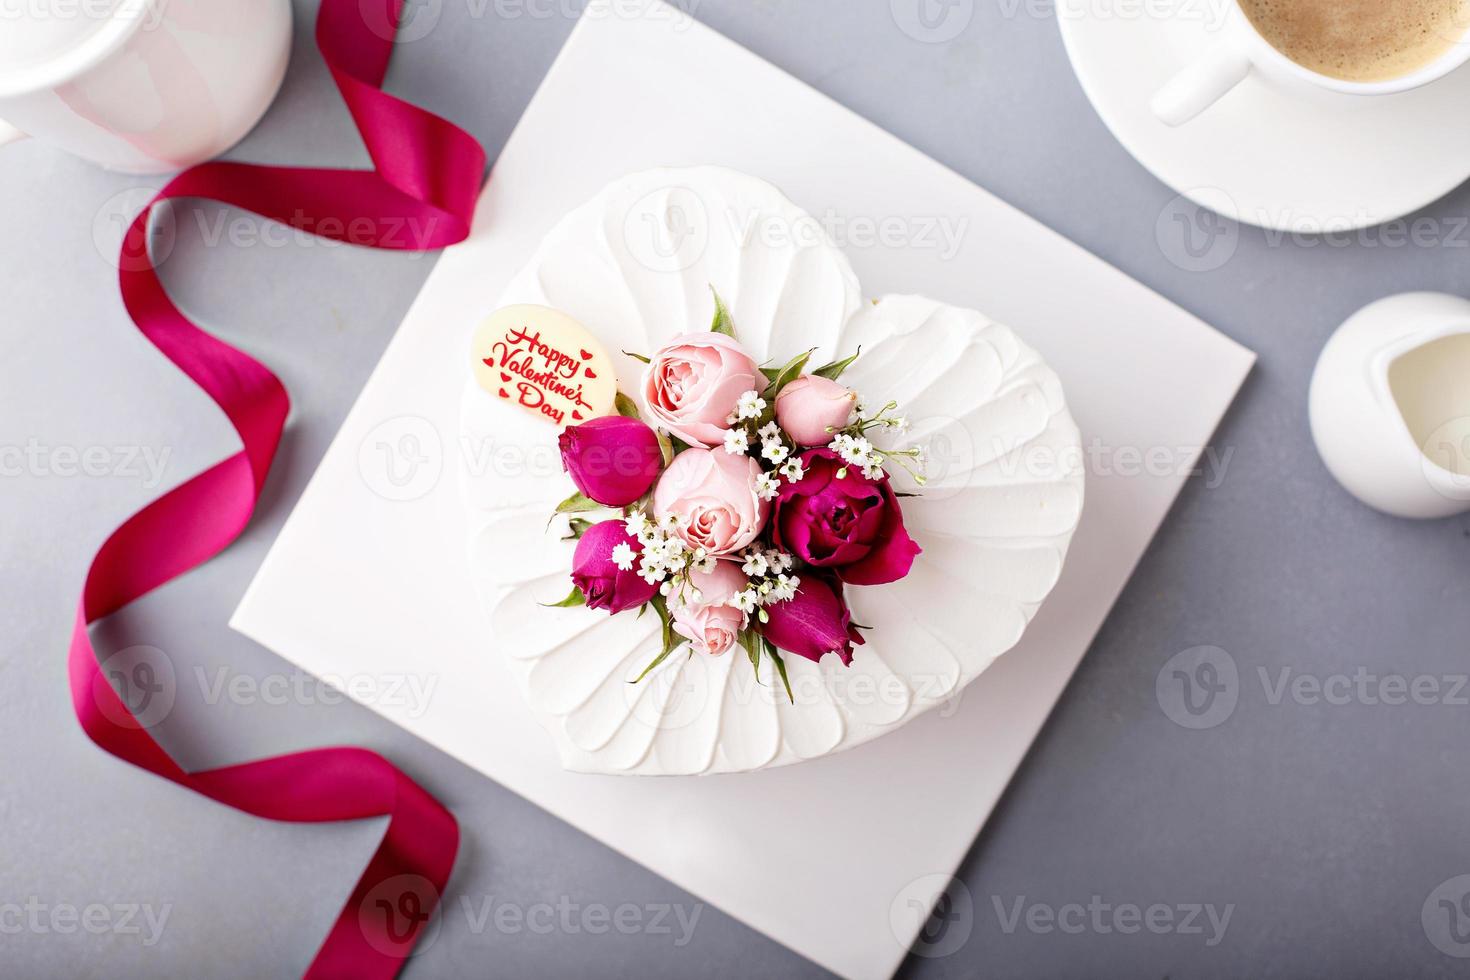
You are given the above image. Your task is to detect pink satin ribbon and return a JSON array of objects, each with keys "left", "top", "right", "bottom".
[{"left": 69, "top": 2, "right": 486, "bottom": 976}]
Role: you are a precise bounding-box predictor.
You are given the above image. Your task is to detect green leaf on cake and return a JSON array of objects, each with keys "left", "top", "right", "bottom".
[
  {"left": 740, "top": 629, "right": 764, "bottom": 674},
  {"left": 812, "top": 347, "right": 862, "bottom": 381},
  {"left": 554, "top": 491, "right": 603, "bottom": 515},
  {"left": 762, "top": 348, "right": 815, "bottom": 399},
  {"left": 765, "top": 640, "right": 794, "bottom": 704},
  {"left": 561, "top": 518, "right": 594, "bottom": 541},
  {"left": 541, "top": 585, "right": 586, "bottom": 608},
  {"left": 615, "top": 392, "right": 641, "bottom": 419},
  {"left": 709, "top": 286, "right": 737, "bottom": 338},
  {"left": 632, "top": 595, "right": 683, "bottom": 684}
]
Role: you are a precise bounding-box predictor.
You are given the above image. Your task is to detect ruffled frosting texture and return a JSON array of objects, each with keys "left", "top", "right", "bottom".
[{"left": 458, "top": 167, "right": 1084, "bottom": 774}]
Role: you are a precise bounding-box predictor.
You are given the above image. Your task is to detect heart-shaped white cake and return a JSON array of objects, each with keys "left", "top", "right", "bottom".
[{"left": 458, "top": 167, "right": 1084, "bottom": 775}]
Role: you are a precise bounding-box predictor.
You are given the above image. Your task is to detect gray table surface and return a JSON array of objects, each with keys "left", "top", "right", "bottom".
[{"left": 5, "top": 1, "right": 1470, "bottom": 977}]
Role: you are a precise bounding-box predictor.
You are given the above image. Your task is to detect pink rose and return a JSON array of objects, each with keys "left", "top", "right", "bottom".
[
  {"left": 652, "top": 448, "right": 769, "bottom": 556},
  {"left": 642, "top": 332, "right": 760, "bottom": 447},
  {"left": 671, "top": 560, "right": 749, "bottom": 657},
  {"left": 775, "top": 375, "right": 857, "bottom": 447}
]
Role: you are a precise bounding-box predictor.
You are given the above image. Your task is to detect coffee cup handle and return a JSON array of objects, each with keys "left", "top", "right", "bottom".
[
  {"left": 1150, "top": 44, "right": 1253, "bottom": 127},
  {"left": 0, "top": 119, "right": 28, "bottom": 149}
]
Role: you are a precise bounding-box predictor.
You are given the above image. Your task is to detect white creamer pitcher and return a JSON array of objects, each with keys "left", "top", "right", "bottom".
[
  {"left": 0, "top": 0, "right": 293, "bottom": 173},
  {"left": 1310, "top": 292, "right": 1470, "bottom": 519}
]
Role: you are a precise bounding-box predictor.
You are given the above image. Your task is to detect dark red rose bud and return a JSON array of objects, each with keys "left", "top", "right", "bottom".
[
  {"left": 571, "top": 520, "right": 656, "bottom": 615},
  {"left": 559, "top": 415, "right": 663, "bottom": 507},
  {"left": 761, "top": 573, "right": 864, "bottom": 666},
  {"left": 772, "top": 449, "right": 921, "bottom": 586}
]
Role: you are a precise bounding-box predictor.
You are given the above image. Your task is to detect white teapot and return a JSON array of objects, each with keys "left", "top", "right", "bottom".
[
  {"left": 0, "top": 0, "right": 292, "bottom": 173},
  {"left": 1311, "top": 292, "right": 1470, "bottom": 519}
]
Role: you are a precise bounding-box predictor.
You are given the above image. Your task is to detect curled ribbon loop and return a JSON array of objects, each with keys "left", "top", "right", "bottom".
[{"left": 68, "top": 1, "right": 486, "bottom": 976}]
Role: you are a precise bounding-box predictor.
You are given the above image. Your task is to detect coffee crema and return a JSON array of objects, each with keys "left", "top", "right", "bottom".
[{"left": 1238, "top": 0, "right": 1470, "bottom": 82}]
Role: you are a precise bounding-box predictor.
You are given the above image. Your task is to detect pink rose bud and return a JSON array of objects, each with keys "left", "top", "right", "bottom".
[
  {"left": 775, "top": 375, "right": 857, "bottom": 447},
  {"left": 671, "top": 560, "right": 749, "bottom": 658},
  {"left": 571, "top": 520, "right": 657, "bottom": 615},
  {"left": 653, "top": 448, "right": 769, "bottom": 557},
  {"left": 761, "top": 573, "right": 864, "bottom": 666},
  {"left": 641, "top": 332, "right": 760, "bottom": 447},
  {"left": 559, "top": 415, "right": 663, "bottom": 507}
]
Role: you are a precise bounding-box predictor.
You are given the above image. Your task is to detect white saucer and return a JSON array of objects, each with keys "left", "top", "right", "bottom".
[{"left": 1057, "top": 0, "right": 1470, "bottom": 231}]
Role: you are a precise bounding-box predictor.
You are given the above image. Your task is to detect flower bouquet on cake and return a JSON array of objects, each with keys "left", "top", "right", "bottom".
[
  {"left": 459, "top": 167, "right": 1084, "bottom": 775},
  {"left": 554, "top": 292, "right": 924, "bottom": 700}
]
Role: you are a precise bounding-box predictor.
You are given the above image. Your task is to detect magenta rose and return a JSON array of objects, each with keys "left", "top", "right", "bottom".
[
  {"left": 762, "top": 573, "right": 864, "bottom": 666},
  {"left": 653, "top": 448, "right": 769, "bottom": 556},
  {"left": 571, "top": 520, "right": 656, "bottom": 614},
  {"left": 559, "top": 415, "right": 663, "bottom": 507},
  {"left": 641, "top": 332, "right": 760, "bottom": 447},
  {"left": 671, "top": 560, "right": 749, "bottom": 658},
  {"left": 772, "top": 449, "right": 921, "bottom": 585},
  {"left": 775, "top": 374, "right": 857, "bottom": 447}
]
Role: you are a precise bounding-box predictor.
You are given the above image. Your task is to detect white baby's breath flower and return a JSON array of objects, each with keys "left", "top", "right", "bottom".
[
  {"left": 780, "top": 458, "right": 805, "bottom": 483},
  {"left": 610, "top": 542, "right": 636, "bottom": 571},
  {"left": 754, "top": 471, "right": 781, "bottom": 501},
  {"left": 741, "top": 551, "right": 769, "bottom": 577},
  {"left": 769, "top": 574, "right": 799, "bottom": 604},
  {"left": 623, "top": 510, "right": 648, "bottom": 538},
  {"left": 762, "top": 442, "right": 790, "bottom": 465},
  {"left": 758, "top": 421, "right": 782, "bottom": 442},
  {"left": 723, "top": 428, "right": 750, "bottom": 455},
  {"left": 892, "top": 416, "right": 910, "bottom": 434},
  {"left": 731, "top": 589, "right": 761, "bottom": 613},
  {"left": 736, "top": 390, "right": 767, "bottom": 421}
]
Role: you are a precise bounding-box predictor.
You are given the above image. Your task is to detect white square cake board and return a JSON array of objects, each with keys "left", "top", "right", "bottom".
[{"left": 231, "top": 4, "right": 1255, "bottom": 977}]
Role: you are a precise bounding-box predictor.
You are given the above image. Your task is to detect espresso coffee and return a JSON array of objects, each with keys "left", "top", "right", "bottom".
[{"left": 1238, "top": 0, "right": 1470, "bottom": 82}]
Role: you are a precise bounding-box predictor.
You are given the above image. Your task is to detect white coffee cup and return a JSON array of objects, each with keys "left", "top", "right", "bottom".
[
  {"left": 0, "top": 0, "right": 293, "bottom": 173},
  {"left": 1151, "top": 0, "right": 1470, "bottom": 127}
]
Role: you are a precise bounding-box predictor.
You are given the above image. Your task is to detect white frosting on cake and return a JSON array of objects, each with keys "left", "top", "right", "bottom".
[{"left": 458, "top": 167, "right": 1084, "bottom": 775}]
